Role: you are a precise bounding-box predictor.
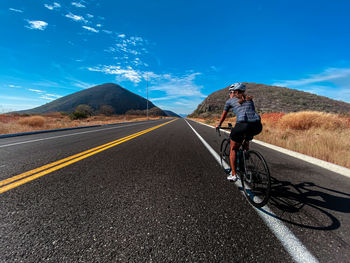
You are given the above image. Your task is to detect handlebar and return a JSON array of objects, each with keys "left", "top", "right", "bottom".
[{"left": 216, "top": 123, "right": 232, "bottom": 137}]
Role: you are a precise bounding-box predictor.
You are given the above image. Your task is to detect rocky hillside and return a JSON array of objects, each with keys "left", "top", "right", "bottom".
[
  {"left": 189, "top": 83, "right": 350, "bottom": 117},
  {"left": 17, "top": 83, "right": 167, "bottom": 116}
]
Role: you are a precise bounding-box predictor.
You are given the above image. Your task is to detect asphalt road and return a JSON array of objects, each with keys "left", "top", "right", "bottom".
[{"left": 0, "top": 118, "right": 349, "bottom": 262}]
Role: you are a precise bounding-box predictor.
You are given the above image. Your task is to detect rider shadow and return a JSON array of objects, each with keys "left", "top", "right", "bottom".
[{"left": 259, "top": 177, "right": 350, "bottom": 231}]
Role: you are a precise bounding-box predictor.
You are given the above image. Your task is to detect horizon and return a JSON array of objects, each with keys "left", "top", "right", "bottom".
[
  {"left": 1, "top": 0, "right": 350, "bottom": 115},
  {"left": 9, "top": 81, "right": 350, "bottom": 116}
]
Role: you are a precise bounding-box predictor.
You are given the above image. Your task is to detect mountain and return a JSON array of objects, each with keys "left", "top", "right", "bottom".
[
  {"left": 18, "top": 83, "right": 166, "bottom": 116},
  {"left": 189, "top": 82, "right": 350, "bottom": 117},
  {"left": 163, "top": 110, "right": 181, "bottom": 117}
]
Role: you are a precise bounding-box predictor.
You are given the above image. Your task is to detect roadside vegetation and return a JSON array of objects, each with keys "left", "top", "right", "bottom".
[
  {"left": 188, "top": 111, "right": 350, "bottom": 169},
  {"left": 0, "top": 111, "right": 168, "bottom": 135},
  {"left": 0, "top": 104, "right": 171, "bottom": 135}
]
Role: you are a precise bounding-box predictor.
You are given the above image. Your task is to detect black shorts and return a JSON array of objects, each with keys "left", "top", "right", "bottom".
[{"left": 230, "top": 121, "right": 262, "bottom": 143}]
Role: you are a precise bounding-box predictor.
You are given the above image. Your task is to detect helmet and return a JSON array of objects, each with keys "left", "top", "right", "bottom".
[{"left": 228, "top": 82, "right": 246, "bottom": 92}]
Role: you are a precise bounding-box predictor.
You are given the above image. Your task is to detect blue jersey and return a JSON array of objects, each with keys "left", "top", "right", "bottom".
[{"left": 224, "top": 97, "right": 261, "bottom": 123}]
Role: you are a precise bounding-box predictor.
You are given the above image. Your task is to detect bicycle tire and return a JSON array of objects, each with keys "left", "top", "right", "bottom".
[
  {"left": 241, "top": 150, "right": 271, "bottom": 208},
  {"left": 220, "top": 138, "right": 231, "bottom": 174}
]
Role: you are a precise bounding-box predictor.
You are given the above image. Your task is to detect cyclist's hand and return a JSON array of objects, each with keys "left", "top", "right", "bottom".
[{"left": 216, "top": 124, "right": 221, "bottom": 136}]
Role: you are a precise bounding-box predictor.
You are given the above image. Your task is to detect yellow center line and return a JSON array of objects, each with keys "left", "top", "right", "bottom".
[
  {"left": 0, "top": 119, "right": 176, "bottom": 194},
  {"left": 0, "top": 130, "right": 144, "bottom": 187}
]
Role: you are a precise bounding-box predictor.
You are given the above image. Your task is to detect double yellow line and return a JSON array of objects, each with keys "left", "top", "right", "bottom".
[{"left": 0, "top": 119, "right": 176, "bottom": 194}]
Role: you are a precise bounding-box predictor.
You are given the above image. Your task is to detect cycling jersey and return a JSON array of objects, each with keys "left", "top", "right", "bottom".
[{"left": 224, "top": 98, "right": 261, "bottom": 123}]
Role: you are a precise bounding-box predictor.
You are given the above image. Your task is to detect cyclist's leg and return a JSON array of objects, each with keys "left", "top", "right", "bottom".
[
  {"left": 229, "top": 139, "right": 241, "bottom": 173},
  {"left": 229, "top": 123, "right": 247, "bottom": 174}
]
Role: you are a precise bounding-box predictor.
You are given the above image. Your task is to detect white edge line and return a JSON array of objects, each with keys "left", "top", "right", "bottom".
[
  {"left": 0, "top": 119, "right": 161, "bottom": 148},
  {"left": 186, "top": 119, "right": 350, "bottom": 178},
  {"left": 184, "top": 119, "right": 319, "bottom": 263}
]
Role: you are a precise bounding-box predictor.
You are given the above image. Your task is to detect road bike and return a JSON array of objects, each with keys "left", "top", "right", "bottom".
[{"left": 216, "top": 124, "right": 271, "bottom": 208}]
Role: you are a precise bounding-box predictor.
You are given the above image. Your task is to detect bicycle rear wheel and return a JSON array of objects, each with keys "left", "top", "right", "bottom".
[
  {"left": 241, "top": 150, "right": 271, "bottom": 208},
  {"left": 220, "top": 138, "right": 231, "bottom": 174}
]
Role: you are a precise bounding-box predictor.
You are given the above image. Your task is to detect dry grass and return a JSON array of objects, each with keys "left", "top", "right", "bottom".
[
  {"left": 188, "top": 111, "right": 350, "bottom": 169},
  {"left": 17, "top": 116, "right": 46, "bottom": 127},
  {"left": 0, "top": 113, "right": 169, "bottom": 135},
  {"left": 278, "top": 111, "right": 348, "bottom": 130}
]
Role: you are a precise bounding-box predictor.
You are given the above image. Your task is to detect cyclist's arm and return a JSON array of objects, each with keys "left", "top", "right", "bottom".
[{"left": 216, "top": 110, "right": 228, "bottom": 128}]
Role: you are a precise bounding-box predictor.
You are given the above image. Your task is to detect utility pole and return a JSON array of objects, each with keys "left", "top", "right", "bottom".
[{"left": 146, "top": 73, "right": 149, "bottom": 120}]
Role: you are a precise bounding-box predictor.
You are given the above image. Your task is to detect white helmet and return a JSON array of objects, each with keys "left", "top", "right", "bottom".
[{"left": 228, "top": 82, "right": 246, "bottom": 91}]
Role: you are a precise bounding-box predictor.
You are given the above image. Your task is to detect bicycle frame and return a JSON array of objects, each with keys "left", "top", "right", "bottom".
[
  {"left": 217, "top": 124, "right": 271, "bottom": 208},
  {"left": 216, "top": 124, "right": 247, "bottom": 175}
]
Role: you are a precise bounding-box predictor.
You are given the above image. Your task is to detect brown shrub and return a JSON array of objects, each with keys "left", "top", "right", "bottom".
[
  {"left": 18, "top": 116, "right": 46, "bottom": 127},
  {"left": 278, "top": 111, "right": 348, "bottom": 130},
  {"left": 261, "top": 113, "right": 285, "bottom": 123}
]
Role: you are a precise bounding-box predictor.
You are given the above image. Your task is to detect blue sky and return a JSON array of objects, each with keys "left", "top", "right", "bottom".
[{"left": 1, "top": 0, "right": 350, "bottom": 115}]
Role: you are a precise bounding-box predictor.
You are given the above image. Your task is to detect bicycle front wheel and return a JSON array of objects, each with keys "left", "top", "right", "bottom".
[
  {"left": 220, "top": 138, "right": 231, "bottom": 174},
  {"left": 241, "top": 150, "right": 271, "bottom": 208}
]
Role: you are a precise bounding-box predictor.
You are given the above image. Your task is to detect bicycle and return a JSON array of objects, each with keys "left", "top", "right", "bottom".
[{"left": 216, "top": 123, "right": 271, "bottom": 208}]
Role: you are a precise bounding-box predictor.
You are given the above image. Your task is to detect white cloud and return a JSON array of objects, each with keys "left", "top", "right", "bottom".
[
  {"left": 86, "top": 14, "right": 94, "bottom": 18},
  {"left": 104, "top": 47, "right": 116, "bottom": 53},
  {"left": 272, "top": 67, "right": 350, "bottom": 103},
  {"left": 44, "top": 2, "right": 61, "bottom": 10},
  {"left": 153, "top": 97, "right": 203, "bottom": 115},
  {"left": 86, "top": 64, "right": 206, "bottom": 114},
  {"left": 26, "top": 88, "right": 61, "bottom": 100},
  {"left": 210, "top": 65, "right": 219, "bottom": 72},
  {"left": 96, "top": 24, "right": 102, "bottom": 27},
  {"left": 40, "top": 96, "right": 56, "bottom": 101},
  {"left": 26, "top": 20, "right": 48, "bottom": 30},
  {"left": 273, "top": 67, "right": 350, "bottom": 87},
  {"left": 9, "top": 8, "right": 23, "bottom": 13},
  {"left": 73, "top": 80, "right": 96, "bottom": 89},
  {"left": 45, "top": 93, "right": 62, "bottom": 98},
  {"left": 82, "top": 26, "right": 99, "bottom": 33},
  {"left": 111, "top": 35, "right": 147, "bottom": 59},
  {"left": 149, "top": 73, "right": 205, "bottom": 98},
  {"left": 72, "top": 2, "right": 86, "bottom": 8},
  {"left": 88, "top": 65, "right": 142, "bottom": 83},
  {"left": 146, "top": 72, "right": 206, "bottom": 114},
  {"left": 9, "top": 84, "right": 21, "bottom": 88},
  {"left": 102, "top": 30, "right": 112, "bottom": 34},
  {"left": 28, "top": 89, "right": 44, "bottom": 93},
  {"left": 65, "top": 12, "right": 88, "bottom": 23},
  {"left": 39, "top": 92, "right": 62, "bottom": 101}
]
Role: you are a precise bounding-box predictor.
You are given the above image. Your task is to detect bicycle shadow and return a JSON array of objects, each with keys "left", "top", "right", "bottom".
[{"left": 259, "top": 177, "right": 350, "bottom": 230}]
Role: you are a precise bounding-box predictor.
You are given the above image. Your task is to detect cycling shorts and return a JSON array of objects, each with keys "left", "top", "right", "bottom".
[{"left": 230, "top": 121, "right": 262, "bottom": 143}]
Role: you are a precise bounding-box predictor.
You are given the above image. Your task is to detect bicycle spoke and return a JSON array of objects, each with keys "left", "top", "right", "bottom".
[{"left": 242, "top": 150, "right": 271, "bottom": 207}]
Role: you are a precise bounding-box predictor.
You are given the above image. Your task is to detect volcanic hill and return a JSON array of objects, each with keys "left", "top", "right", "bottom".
[
  {"left": 189, "top": 83, "right": 350, "bottom": 117},
  {"left": 18, "top": 83, "right": 167, "bottom": 116}
]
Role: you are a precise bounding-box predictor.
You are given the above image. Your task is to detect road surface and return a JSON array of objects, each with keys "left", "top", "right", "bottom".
[{"left": 0, "top": 118, "right": 349, "bottom": 262}]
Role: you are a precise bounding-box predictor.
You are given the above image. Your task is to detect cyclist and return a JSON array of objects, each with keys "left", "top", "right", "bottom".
[{"left": 216, "top": 83, "right": 262, "bottom": 181}]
